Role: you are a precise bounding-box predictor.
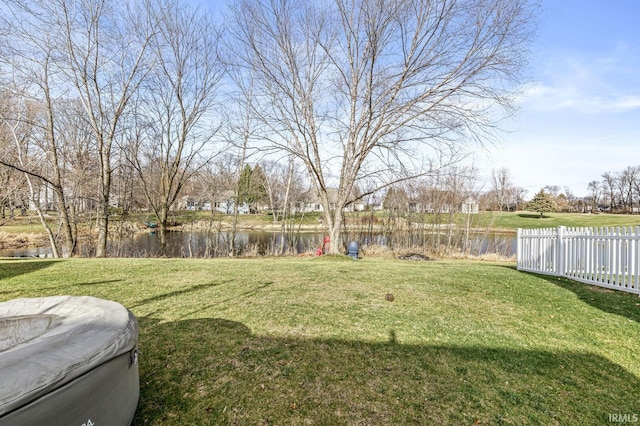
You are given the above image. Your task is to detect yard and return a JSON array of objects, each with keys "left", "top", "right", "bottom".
[{"left": 1, "top": 257, "right": 639, "bottom": 424}]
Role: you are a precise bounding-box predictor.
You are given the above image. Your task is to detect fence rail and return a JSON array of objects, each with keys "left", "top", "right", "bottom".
[{"left": 517, "top": 226, "right": 640, "bottom": 295}]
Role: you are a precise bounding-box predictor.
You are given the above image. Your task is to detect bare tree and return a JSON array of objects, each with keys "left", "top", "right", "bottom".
[
  {"left": 0, "top": 88, "right": 78, "bottom": 256},
  {"left": 491, "top": 167, "right": 514, "bottom": 212},
  {"left": 587, "top": 180, "right": 601, "bottom": 213},
  {"left": 601, "top": 172, "right": 617, "bottom": 212},
  {"left": 112, "top": 147, "right": 143, "bottom": 213},
  {"left": 632, "top": 167, "right": 640, "bottom": 214},
  {"left": 0, "top": 99, "right": 29, "bottom": 221},
  {"left": 0, "top": 163, "right": 27, "bottom": 220},
  {"left": 586, "top": 166, "right": 640, "bottom": 214},
  {"left": 617, "top": 166, "right": 639, "bottom": 213},
  {"left": 258, "top": 157, "right": 306, "bottom": 231},
  {"left": 229, "top": 0, "right": 536, "bottom": 253},
  {"left": 443, "top": 165, "right": 479, "bottom": 252},
  {"left": 202, "top": 154, "right": 238, "bottom": 214},
  {"left": 55, "top": 99, "right": 99, "bottom": 216},
  {"left": 513, "top": 186, "right": 528, "bottom": 211},
  {"left": 383, "top": 186, "right": 410, "bottom": 212},
  {"left": 543, "top": 185, "right": 560, "bottom": 198},
  {"left": 124, "top": 0, "right": 224, "bottom": 254},
  {"left": 0, "top": 98, "right": 64, "bottom": 256},
  {"left": 260, "top": 158, "right": 291, "bottom": 223},
  {"left": 189, "top": 155, "right": 238, "bottom": 257},
  {"left": 221, "top": 50, "right": 276, "bottom": 255},
  {"left": 57, "top": 0, "right": 155, "bottom": 256}
]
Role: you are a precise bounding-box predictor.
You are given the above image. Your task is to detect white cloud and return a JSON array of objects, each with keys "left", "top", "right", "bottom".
[
  {"left": 518, "top": 48, "right": 640, "bottom": 114},
  {"left": 521, "top": 83, "right": 640, "bottom": 114}
]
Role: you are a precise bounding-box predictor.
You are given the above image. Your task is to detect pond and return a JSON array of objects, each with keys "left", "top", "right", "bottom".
[{"left": 0, "top": 230, "right": 517, "bottom": 258}]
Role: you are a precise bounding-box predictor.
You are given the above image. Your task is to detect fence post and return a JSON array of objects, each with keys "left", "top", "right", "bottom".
[
  {"left": 636, "top": 226, "right": 640, "bottom": 295},
  {"left": 516, "top": 228, "right": 522, "bottom": 270},
  {"left": 557, "top": 226, "right": 565, "bottom": 277}
]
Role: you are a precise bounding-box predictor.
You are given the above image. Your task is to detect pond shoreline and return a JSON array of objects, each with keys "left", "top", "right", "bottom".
[
  {"left": 1, "top": 223, "right": 518, "bottom": 261},
  {"left": 1, "top": 219, "right": 517, "bottom": 251}
]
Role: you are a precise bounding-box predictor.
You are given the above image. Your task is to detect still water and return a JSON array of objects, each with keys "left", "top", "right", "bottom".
[{"left": 0, "top": 230, "right": 516, "bottom": 258}]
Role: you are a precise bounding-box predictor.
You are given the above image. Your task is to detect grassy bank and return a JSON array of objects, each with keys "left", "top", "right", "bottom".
[
  {"left": 1, "top": 257, "right": 639, "bottom": 424},
  {"left": 2, "top": 209, "right": 639, "bottom": 235},
  {"left": 474, "top": 211, "right": 640, "bottom": 231}
]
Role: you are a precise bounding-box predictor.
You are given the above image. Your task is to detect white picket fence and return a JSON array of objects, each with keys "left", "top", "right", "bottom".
[{"left": 517, "top": 226, "right": 640, "bottom": 295}]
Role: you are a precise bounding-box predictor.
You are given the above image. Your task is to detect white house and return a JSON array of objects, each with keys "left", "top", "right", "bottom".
[
  {"left": 460, "top": 197, "right": 480, "bottom": 214},
  {"left": 212, "top": 191, "right": 250, "bottom": 214},
  {"left": 180, "top": 191, "right": 250, "bottom": 214},
  {"left": 297, "top": 188, "right": 366, "bottom": 213}
]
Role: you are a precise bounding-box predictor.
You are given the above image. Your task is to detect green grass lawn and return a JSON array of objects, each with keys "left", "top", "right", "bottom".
[
  {"left": 5, "top": 209, "right": 640, "bottom": 233},
  {"left": 473, "top": 211, "right": 640, "bottom": 231},
  {"left": 1, "top": 257, "right": 639, "bottom": 424}
]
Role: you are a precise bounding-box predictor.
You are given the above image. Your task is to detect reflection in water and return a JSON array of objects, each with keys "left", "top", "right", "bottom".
[
  {"left": 113, "top": 231, "right": 328, "bottom": 258},
  {"left": 0, "top": 230, "right": 516, "bottom": 258},
  {"left": 0, "top": 247, "right": 54, "bottom": 258}
]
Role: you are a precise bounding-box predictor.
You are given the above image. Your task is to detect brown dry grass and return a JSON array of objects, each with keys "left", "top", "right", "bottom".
[{"left": 0, "top": 231, "right": 49, "bottom": 249}]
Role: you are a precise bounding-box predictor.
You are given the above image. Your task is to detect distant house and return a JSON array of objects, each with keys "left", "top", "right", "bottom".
[
  {"left": 297, "top": 188, "right": 366, "bottom": 213},
  {"left": 212, "top": 190, "right": 249, "bottom": 215},
  {"left": 180, "top": 191, "right": 250, "bottom": 214},
  {"left": 184, "top": 199, "right": 212, "bottom": 211},
  {"left": 460, "top": 197, "right": 479, "bottom": 214},
  {"left": 389, "top": 191, "right": 479, "bottom": 214}
]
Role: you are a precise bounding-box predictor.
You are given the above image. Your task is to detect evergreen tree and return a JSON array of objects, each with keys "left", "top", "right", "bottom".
[
  {"left": 237, "top": 164, "right": 253, "bottom": 206},
  {"left": 237, "top": 164, "right": 268, "bottom": 212},
  {"left": 526, "top": 190, "right": 558, "bottom": 218},
  {"left": 250, "top": 165, "right": 268, "bottom": 204}
]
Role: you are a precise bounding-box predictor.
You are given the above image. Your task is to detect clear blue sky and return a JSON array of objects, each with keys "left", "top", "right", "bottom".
[{"left": 477, "top": 0, "right": 640, "bottom": 197}]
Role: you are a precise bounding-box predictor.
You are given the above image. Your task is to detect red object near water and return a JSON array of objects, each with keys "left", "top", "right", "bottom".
[{"left": 316, "top": 236, "right": 330, "bottom": 255}]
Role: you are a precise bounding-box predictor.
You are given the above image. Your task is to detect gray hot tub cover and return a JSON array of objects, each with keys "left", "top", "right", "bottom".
[{"left": 0, "top": 296, "right": 139, "bottom": 416}]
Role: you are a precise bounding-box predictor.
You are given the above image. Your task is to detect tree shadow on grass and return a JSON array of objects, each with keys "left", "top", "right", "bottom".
[
  {"left": 134, "top": 317, "right": 639, "bottom": 425},
  {"left": 0, "top": 260, "right": 58, "bottom": 283},
  {"left": 517, "top": 213, "right": 549, "bottom": 219},
  {"left": 76, "top": 279, "right": 123, "bottom": 286},
  {"left": 549, "top": 275, "right": 640, "bottom": 323},
  {"left": 129, "top": 281, "right": 273, "bottom": 313},
  {"left": 511, "top": 265, "right": 640, "bottom": 324}
]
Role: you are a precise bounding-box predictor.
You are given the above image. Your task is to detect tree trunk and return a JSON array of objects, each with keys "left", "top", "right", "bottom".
[
  {"left": 279, "top": 158, "right": 294, "bottom": 255},
  {"left": 24, "top": 175, "right": 60, "bottom": 258},
  {"left": 327, "top": 209, "right": 344, "bottom": 255},
  {"left": 159, "top": 204, "right": 169, "bottom": 257},
  {"left": 52, "top": 185, "right": 76, "bottom": 257},
  {"left": 96, "top": 202, "right": 109, "bottom": 257},
  {"left": 95, "top": 158, "right": 111, "bottom": 257}
]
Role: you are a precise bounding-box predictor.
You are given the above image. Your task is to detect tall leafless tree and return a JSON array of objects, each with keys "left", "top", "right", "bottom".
[
  {"left": 618, "top": 166, "right": 639, "bottom": 213},
  {"left": 229, "top": 0, "right": 537, "bottom": 253},
  {"left": 259, "top": 157, "right": 304, "bottom": 224},
  {"left": 124, "top": 0, "right": 224, "bottom": 254},
  {"left": 601, "top": 172, "right": 617, "bottom": 212},
  {"left": 0, "top": 97, "right": 28, "bottom": 220},
  {"left": 512, "top": 186, "right": 528, "bottom": 211},
  {"left": 56, "top": 99, "right": 99, "bottom": 217},
  {"left": 57, "top": 0, "right": 155, "bottom": 256},
  {"left": 221, "top": 87, "right": 255, "bottom": 256},
  {"left": 491, "top": 167, "right": 514, "bottom": 212},
  {"left": 586, "top": 180, "right": 601, "bottom": 213},
  {"left": 444, "top": 165, "right": 479, "bottom": 253},
  {"left": 0, "top": 97, "right": 64, "bottom": 256},
  {"left": 0, "top": 46, "right": 79, "bottom": 257}
]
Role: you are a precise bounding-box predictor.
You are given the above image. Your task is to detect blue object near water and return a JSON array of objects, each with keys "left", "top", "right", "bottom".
[{"left": 347, "top": 241, "right": 359, "bottom": 259}]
